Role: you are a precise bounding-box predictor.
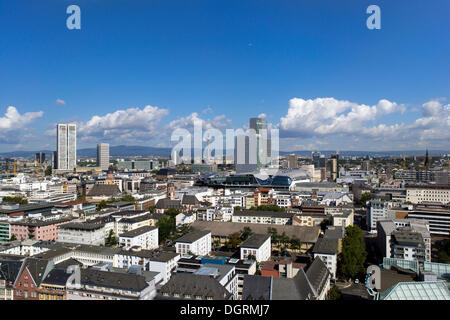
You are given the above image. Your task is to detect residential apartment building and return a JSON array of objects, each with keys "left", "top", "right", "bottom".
[
  {"left": 175, "top": 230, "right": 211, "bottom": 256},
  {"left": 232, "top": 210, "right": 293, "bottom": 225},
  {"left": 57, "top": 223, "right": 106, "bottom": 246},
  {"left": 312, "top": 237, "right": 339, "bottom": 279},
  {"left": 240, "top": 234, "right": 271, "bottom": 262},
  {"left": 9, "top": 218, "right": 73, "bottom": 241},
  {"left": 367, "top": 200, "right": 389, "bottom": 232},
  {"left": 114, "top": 249, "right": 180, "bottom": 285},
  {"left": 119, "top": 226, "right": 159, "bottom": 250}
]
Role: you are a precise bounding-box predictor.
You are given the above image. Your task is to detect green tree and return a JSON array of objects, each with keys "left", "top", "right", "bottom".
[
  {"left": 436, "top": 239, "right": 450, "bottom": 263},
  {"left": 338, "top": 225, "right": 367, "bottom": 280},
  {"left": 327, "top": 285, "right": 341, "bottom": 300},
  {"left": 10, "top": 234, "right": 17, "bottom": 241},
  {"left": 320, "top": 219, "right": 331, "bottom": 232},
  {"left": 156, "top": 216, "right": 176, "bottom": 243},
  {"left": 213, "top": 239, "right": 221, "bottom": 250},
  {"left": 267, "top": 227, "right": 279, "bottom": 246},
  {"left": 1, "top": 196, "right": 28, "bottom": 205},
  {"left": 279, "top": 231, "right": 289, "bottom": 249},
  {"left": 96, "top": 200, "right": 107, "bottom": 211},
  {"left": 45, "top": 166, "right": 52, "bottom": 176},
  {"left": 165, "top": 208, "right": 180, "bottom": 219},
  {"left": 247, "top": 254, "right": 256, "bottom": 261},
  {"left": 240, "top": 227, "right": 253, "bottom": 241},
  {"left": 225, "top": 232, "right": 242, "bottom": 249},
  {"left": 289, "top": 236, "right": 302, "bottom": 251},
  {"left": 121, "top": 195, "right": 136, "bottom": 203},
  {"left": 250, "top": 205, "right": 285, "bottom": 212},
  {"left": 177, "top": 224, "right": 193, "bottom": 237},
  {"left": 359, "top": 192, "right": 371, "bottom": 206},
  {"left": 105, "top": 229, "right": 118, "bottom": 247}
]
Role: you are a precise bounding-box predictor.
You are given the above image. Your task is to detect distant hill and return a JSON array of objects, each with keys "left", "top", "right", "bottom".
[
  {"left": 0, "top": 146, "right": 448, "bottom": 159},
  {"left": 278, "top": 150, "right": 449, "bottom": 157},
  {"left": 0, "top": 145, "right": 172, "bottom": 159}
]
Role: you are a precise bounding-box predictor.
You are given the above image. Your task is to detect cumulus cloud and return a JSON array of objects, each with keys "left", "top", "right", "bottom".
[
  {"left": 77, "top": 105, "right": 169, "bottom": 143},
  {"left": 0, "top": 106, "right": 43, "bottom": 130},
  {"left": 0, "top": 106, "right": 43, "bottom": 144},
  {"left": 280, "top": 97, "right": 405, "bottom": 138},
  {"left": 168, "top": 112, "right": 232, "bottom": 132},
  {"left": 55, "top": 99, "right": 66, "bottom": 106},
  {"left": 279, "top": 97, "right": 449, "bottom": 150}
]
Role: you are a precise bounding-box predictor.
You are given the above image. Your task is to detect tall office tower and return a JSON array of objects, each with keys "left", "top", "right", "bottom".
[
  {"left": 331, "top": 153, "right": 339, "bottom": 179},
  {"left": 312, "top": 151, "right": 321, "bottom": 168},
  {"left": 97, "top": 143, "right": 110, "bottom": 171},
  {"left": 318, "top": 155, "right": 326, "bottom": 168},
  {"left": 56, "top": 124, "right": 77, "bottom": 170},
  {"left": 51, "top": 151, "right": 58, "bottom": 169},
  {"left": 235, "top": 117, "right": 272, "bottom": 173},
  {"left": 286, "top": 154, "right": 299, "bottom": 169},
  {"left": 249, "top": 117, "right": 271, "bottom": 169},
  {"left": 234, "top": 135, "right": 257, "bottom": 173},
  {"left": 35, "top": 152, "right": 45, "bottom": 165},
  {"left": 327, "top": 158, "right": 338, "bottom": 181}
]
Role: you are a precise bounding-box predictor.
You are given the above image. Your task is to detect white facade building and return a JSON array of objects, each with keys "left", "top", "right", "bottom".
[
  {"left": 119, "top": 226, "right": 159, "bottom": 250},
  {"left": 240, "top": 234, "right": 271, "bottom": 262},
  {"left": 57, "top": 223, "right": 105, "bottom": 245},
  {"left": 175, "top": 230, "right": 211, "bottom": 256},
  {"left": 97, "top": 143, "right": 110, "bottom": 171},
  {"left": 56, "top": 123, "right": 77, "bottom": 170}
]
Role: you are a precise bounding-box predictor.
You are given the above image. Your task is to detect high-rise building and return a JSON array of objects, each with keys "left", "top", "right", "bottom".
[
  {"left": 97, "top": 143, "right": 110, "bottom": 171},
  {"left": 235, "top": 117, "right": 271, "bottom": 173},
  {"left": 286, "top": 154, "right": 298, "bottom": 169},
  {"left": 35, "top": 152, "right": 45, "bottom": 165},
  {"left": 56, "top": 124, "right": 77, "bottom": 170},
  {"left": 312, "top": 151, "right": 321, "bottom": 168},
  {"left": 51, "top": 151, "right": 58, "bottom": 169}
]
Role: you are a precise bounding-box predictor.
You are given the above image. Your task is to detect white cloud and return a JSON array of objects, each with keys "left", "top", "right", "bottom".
[
  {"left": 0, "top": 106, "right": 43, "bottom": 130},
  {"left": 168, "top": 112, "right": 232, "bottom": 132},
  {"left": 55, "top": 99, "right": 66, "bottom": 106},
  {"left": 77, "top": 105, "right": 169, "bottom": 143},
  {"left": 280, "top": 97, "right": 405, "bottom": 138},
  {"left": 258, "top": 113, "right": 267, "bottom": 119},
  {"left": 0, "top": 106, "right": 43, "bottom": 144},
  {"left": 279, "top": 97, "right": 449, "bottom": 150},
  {"left": 202, "top": 106, "right": 214, "bottom": 114}
]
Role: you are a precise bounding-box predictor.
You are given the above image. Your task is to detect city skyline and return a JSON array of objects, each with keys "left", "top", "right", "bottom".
[{"left": 0, "top": 1, "right": 449, "bottom": 153}]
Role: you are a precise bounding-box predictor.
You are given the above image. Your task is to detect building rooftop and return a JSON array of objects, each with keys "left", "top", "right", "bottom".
[
  {"left": 159, "top": 272, "right": 231, "bottom": 300},
  {"left": 59, "top": 222, "right": 105, "bottom": 231},
  {"left": 118, "top": 248, "right": 179, "bottom": 262},
  {"left": 80, "top": 268, "right": 149, "bottom": 292},
  {"left": 191, "top": 221, "right": 320, "bottom": 244},
  {"left": 240, "top": 234, "right": 271, "bottom": 249},
  {"left": 176, "top": 230, "right": 211, "bottom": 243},
  {"left": 119, "top": 226, "right": 157, "bottom": 238},
  {"left": 380, "top": 281, "right": 450, "bottom": 300},
  {"left": 392, "top": 229, "right": 424, "bottom": 247},
  {"left": 234, "top": 210, "right": 293, "bottom": 219}
]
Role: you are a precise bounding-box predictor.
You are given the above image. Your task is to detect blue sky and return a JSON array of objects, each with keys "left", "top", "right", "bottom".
[{"left": 0, "top": 0, "right": 449, "bottom": 152}]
